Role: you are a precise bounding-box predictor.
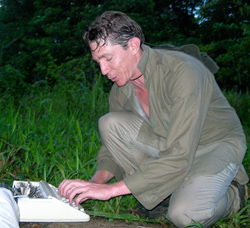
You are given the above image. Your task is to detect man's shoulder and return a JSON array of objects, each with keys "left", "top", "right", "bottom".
[{"left": 150, "top": 43, "right": 219, "bottom": 74}]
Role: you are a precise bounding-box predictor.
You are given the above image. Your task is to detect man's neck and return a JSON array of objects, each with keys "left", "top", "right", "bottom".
[{"left": 130, "top": 75, "right": 146, "bottom": 90}]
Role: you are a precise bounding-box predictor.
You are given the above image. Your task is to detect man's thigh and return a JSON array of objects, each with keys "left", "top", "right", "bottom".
[{"left": 98, "top": 111, "right": 160, "bottom": 176}]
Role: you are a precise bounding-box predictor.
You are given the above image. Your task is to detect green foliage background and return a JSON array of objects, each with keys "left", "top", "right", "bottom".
[
  {"left": 1, "top": 0, "right": 250, "bottom": 94},
  {"left": 0, "top": 0, "right": 250, "bottom": 226}
]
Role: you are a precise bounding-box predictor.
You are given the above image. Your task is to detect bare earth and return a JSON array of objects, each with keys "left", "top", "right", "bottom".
[{"left": 20, "top": 217, "right": 170, "bottom": 228}]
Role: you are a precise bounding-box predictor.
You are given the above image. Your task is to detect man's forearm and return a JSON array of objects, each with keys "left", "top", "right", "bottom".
[{"left": 90, "top": 170, "right": 115, "bottom": 184}]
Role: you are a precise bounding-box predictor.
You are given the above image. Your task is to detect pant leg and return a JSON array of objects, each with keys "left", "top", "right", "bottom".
[
  {"left": 166, "top": 163, "right": 240, "bottom": 228},
  {"left": 98, "top": 111, "right": 160, "bottom": 178},
  {"left": 0, "top": 188, "right": 20, "bottom": 228}
]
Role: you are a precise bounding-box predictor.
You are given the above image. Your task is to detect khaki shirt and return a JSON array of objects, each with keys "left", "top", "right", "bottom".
[{"left": 96, "top": 44, "right": 249, "bottom": 209}]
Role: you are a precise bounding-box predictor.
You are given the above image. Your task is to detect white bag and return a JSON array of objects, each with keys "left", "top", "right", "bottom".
[{"left": 0, "top": 188, "right": 20, "bottom": 228}]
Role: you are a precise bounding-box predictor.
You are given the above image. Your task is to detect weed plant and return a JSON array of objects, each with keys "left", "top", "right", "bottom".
[{"left": 0, "top": 78, "right": 249, "bottom": 227}]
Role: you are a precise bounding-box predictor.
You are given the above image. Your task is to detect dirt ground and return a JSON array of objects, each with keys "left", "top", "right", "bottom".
[{"left": 19, "top": 217, "right": 171, "bottom": 228}]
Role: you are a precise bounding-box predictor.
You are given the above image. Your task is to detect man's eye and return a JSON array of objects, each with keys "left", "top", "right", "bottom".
[{"left": 106, "top": 57, "right": 112, "bottom": 61}]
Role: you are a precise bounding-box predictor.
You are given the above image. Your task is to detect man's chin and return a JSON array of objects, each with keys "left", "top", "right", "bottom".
[{"left": 115, "top": 81, "right": 129, "bottom": 87}]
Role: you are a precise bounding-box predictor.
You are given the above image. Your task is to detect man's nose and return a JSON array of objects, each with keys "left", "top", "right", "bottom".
[{"left": 99, "top": 61, "right": 109, "bottom": 76}]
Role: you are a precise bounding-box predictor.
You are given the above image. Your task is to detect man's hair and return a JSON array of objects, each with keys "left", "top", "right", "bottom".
[{"left": 83, "top": 11, "right": 145, "bottom": 50}]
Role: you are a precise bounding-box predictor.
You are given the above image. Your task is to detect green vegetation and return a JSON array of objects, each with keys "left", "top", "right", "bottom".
[
  {"left": 0, "top": 77, "right": 139, "bottom": 213},
  {"left": 0, "top": 78, "right": 107, "bottom": 184}
]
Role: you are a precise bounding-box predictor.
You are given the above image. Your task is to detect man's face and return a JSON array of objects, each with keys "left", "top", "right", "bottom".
[{"left": 90, "top": 39, "right": 137, "bottom": 87}]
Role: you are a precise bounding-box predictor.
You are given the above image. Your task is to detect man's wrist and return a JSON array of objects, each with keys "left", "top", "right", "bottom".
[{"left": 110, "top": 181, "right": 131, "bottom": 197}]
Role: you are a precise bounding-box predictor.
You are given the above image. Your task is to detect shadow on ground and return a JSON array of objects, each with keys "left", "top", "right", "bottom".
[{"left": 20, "top": 216, "right": 171, "bottom": 228}]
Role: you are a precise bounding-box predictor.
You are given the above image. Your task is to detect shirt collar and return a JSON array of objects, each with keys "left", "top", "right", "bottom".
[{"left": 137, "top": 44, "right": 150, "bottom": 79}]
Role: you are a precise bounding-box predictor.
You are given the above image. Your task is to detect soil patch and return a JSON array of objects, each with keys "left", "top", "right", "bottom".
[{"left": 20, "top": 217, "right": 171, "bottom": 228}]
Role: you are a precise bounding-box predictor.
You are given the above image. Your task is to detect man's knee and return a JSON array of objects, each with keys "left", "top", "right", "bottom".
[
  {"left": 167, "top": 198, "right": 226, "bottom": 228},
  {"left": 98, "top": 112, "right": 120, "bottom": 135},
  {"left": 167, "top": 200, "right": 195, "bottom": 228},
  {"left": 98, "top": 113, "right": 112, "bottom": 133},
  {"left": 98, "top": 111, "right": 142, "bottom": 138}
]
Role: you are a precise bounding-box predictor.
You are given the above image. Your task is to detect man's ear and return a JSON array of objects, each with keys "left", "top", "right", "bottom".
[{"left": 128, "top": 37, "right": 141, "bottom": 55}]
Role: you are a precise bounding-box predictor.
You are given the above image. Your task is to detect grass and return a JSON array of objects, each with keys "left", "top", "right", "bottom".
[{"left": 0, "top": 78, "right": 249, "bottom": 227}]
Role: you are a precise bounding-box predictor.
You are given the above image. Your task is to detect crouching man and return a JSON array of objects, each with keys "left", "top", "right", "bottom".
[{"left": 58, "top": 11, "right": 249, "bottom": 227}]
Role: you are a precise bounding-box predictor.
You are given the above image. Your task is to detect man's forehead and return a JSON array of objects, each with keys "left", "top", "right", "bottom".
[
  {"left": 90, "top": 43, "right": 109, "bottom": 59},
  {"left": 90, "top": 40, "right": 108, "bottom": 53},
  {"left": 90, "top": 40, "right": 120, "bottom": 60}
]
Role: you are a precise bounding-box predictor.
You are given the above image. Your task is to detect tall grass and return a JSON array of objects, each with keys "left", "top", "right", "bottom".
[
  {"left": 224, "top": 90, "right": 250, "bottom": 180},
  {"left": 0, "top": 76, "right": 137, "bottom": 213},
  {"left": 0, "top": 78, "right": 249, "bottom": 226},
  {"left": 0, "top": 80, "right": 103, "bottom": 183}
]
